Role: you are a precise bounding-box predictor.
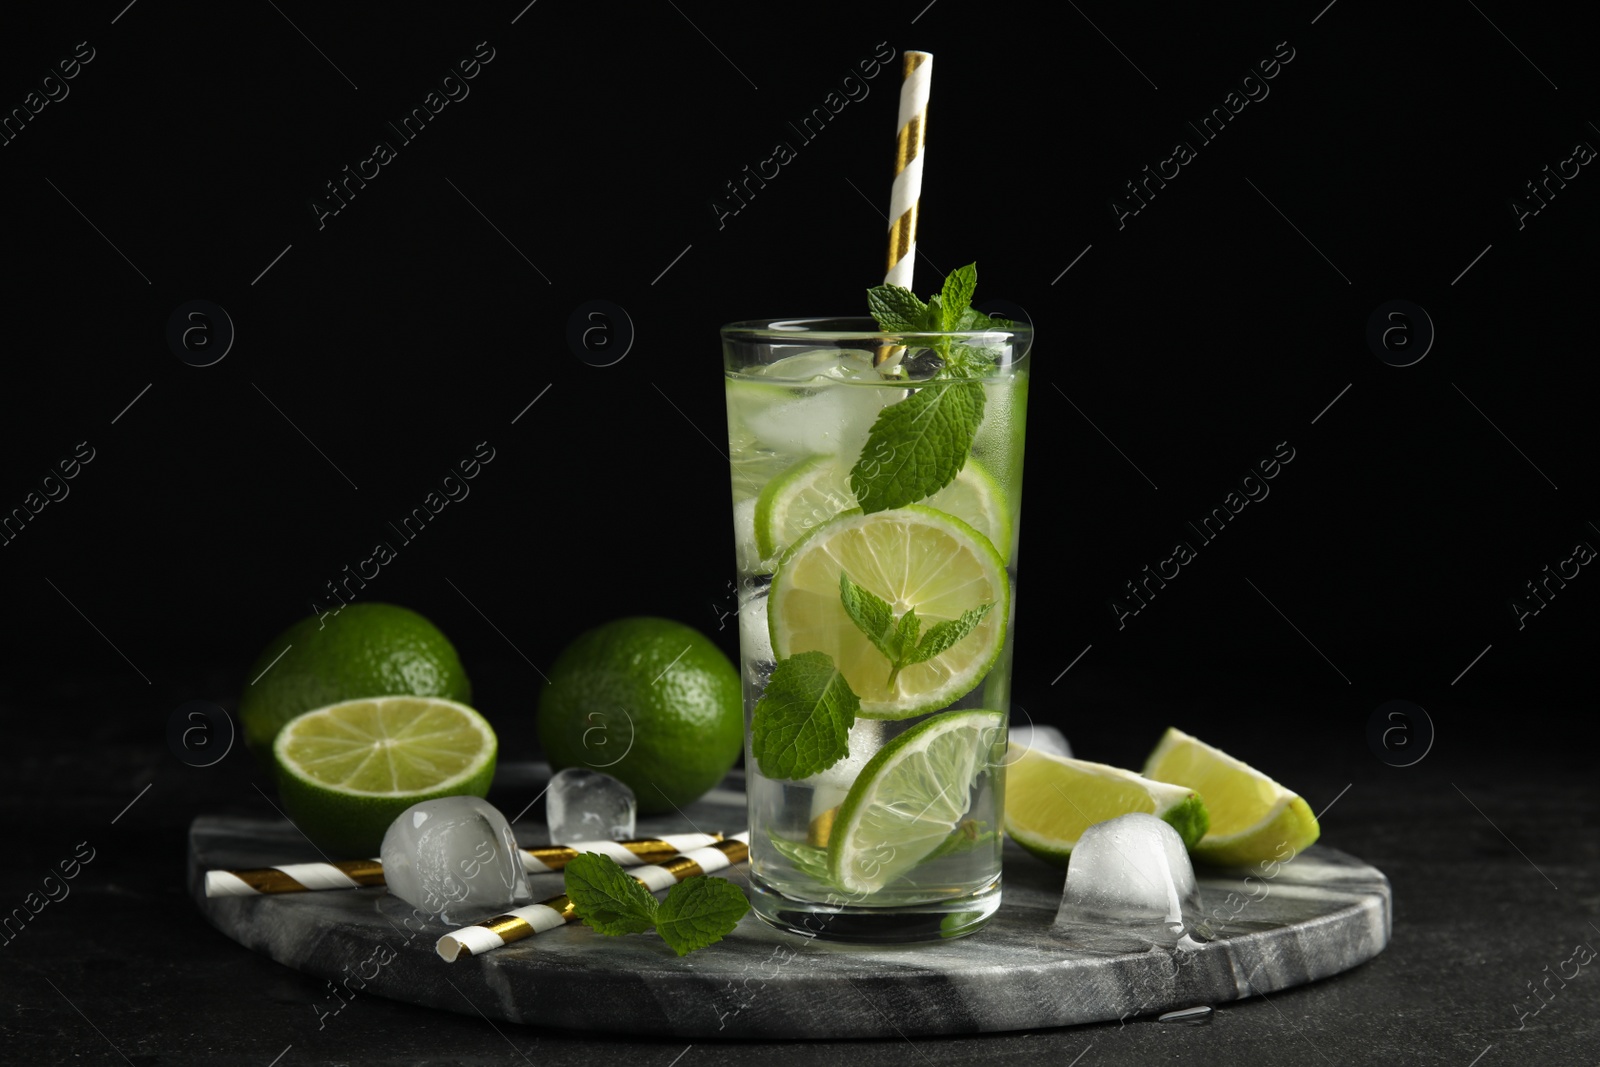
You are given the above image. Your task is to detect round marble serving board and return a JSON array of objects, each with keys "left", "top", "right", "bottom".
[{"left": 189, "top": 765, "right": 1391, "bottom": 1038}]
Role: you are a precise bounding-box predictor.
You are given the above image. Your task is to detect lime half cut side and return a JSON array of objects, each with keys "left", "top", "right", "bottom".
[
  {"left": 755, "top": 454, "right": 1013, "bottom": 564},
  {"left": 273, "top": 696, "right": 498, "bottom": 855},
  {"left": 768, "top": 505, "right": 1010, "bottom": 719},
  {"left": 828, "top": 709, "right": 1005, "bottom": 896}
]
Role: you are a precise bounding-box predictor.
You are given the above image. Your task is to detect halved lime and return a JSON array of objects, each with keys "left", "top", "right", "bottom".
[
  {"left": 1003, "top": 747, "right": 1209, "bottom": 869},
  {"left": 769, "top": 506, "right": 1009, "bottom": 718},
  {"left": 1143, "top": 727, "right": 1319, "bottom": 866},
  {"left": 273, "top": 696, "right": 497, "bottom": 855},
  {"left": 828, "top": 709, "right": 1005, "bottom": 895},
  {"left": 754, "top": 455, "right": 1013, "bottom": 564}
]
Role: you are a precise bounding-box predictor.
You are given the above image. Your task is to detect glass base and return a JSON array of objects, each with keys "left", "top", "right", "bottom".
[{"left": 749, "top": 873, "right": 1003, "bottom": 943}]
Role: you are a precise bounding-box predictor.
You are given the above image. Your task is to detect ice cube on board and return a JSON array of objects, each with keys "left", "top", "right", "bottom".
[
  {"left": 1057, "top": 812, "right": 1201, "bottom": 942},
  {"left": 379, "top": 796, "right": 532, "bottom": 924},
  {"left": 546, "top": 767, "right": 637, "bottom": 844}
]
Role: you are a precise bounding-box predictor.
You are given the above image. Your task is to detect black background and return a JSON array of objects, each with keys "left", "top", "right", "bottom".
[
  {"left": 3, "top": 1, "right": 1594, "bottom": 768},
  {"left": 1, "top": 1, "right": 1597, "bottom": 1061}
]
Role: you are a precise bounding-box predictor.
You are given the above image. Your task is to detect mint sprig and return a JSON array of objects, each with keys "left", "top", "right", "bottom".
[
  {"left": 564, "top": 853, "right": 749, "bottom": 955},
  {"left": 852, "top": 263, "right": 1012, "bottom": 513},
  {"left": 839, "top": 572, "right": 992, "bottom": 687},
  {"left": 750, "top": 650, "right": 859, "bottom": 779}
]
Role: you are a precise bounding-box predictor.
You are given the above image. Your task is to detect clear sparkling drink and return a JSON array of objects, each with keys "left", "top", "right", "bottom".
[{"left": 721, "top": 316, "right": 1030, "bottom": 942}]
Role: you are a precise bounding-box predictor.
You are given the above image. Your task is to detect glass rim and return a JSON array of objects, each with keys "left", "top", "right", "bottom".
[{"left": 720, "top": 315, "right": 1031, "bottom": 342}]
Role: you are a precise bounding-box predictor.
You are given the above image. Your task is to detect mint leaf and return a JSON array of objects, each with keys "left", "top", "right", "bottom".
[
  {"left": 867, "top": 284, "right": 927, "bottom": 332},
  {"left": 895, "top": 609, "right": 921, "bottom": 662},
  {"left": 750, "top": 651, "right": 858, "bottom": 779},
  {"left": 940, "top": 264, "right": 977, "bottom": 329},
  {"left": 656, "top": 877, "right": 751, "bottom": 956},
  {"left": 839, "top": 572, "right": 899, "bottom": 664},
  {"left": 767, "top": 834, "right": 833, "bottom": 883},
  {"left": 885, "top": 608, "right": 922, "bottom": 688},
  {"left": 849, "top": 378, "right": 985, "bottom": 513},
  {"left": 957, "top": 305, "right": 1013, "bottom": 331},
  {"left": 564, "top": 853, "right": 660, "bottom": 935},
  {"left": 911, "top": 603, "right": 994, "bottom": 665},
  {"left": 923, "top": 819, "right": 1000, "bottom": 863}
]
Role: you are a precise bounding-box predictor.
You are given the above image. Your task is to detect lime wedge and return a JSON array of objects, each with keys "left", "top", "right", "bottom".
[
  {"left": 828, "top": 709, "right": 1005, "bottom": 895},
  {"left": 755, "top": 455, "right": 1013, "bottom": 564},
  {"left": 1002, "top": 746, "right": 1209, "bottom": 869},
  {"left": 769, "top": 505, "right": 1009, "bottom": 718},
  {"left": 1142, "top": 726, "right": 1320, "bottom": 866},
  {"left": 273, "top": 696, "right": 498, "bottom": 855}
]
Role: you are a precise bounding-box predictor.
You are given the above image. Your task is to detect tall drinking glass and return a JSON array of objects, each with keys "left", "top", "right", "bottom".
[{"left": 721, "top": 317, "right": 1030, "bottom": 942}]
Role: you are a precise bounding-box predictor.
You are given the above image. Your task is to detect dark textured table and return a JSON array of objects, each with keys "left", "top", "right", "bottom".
[{"left": 4, "top": 695, "right": 1597, "bottom": 1066}]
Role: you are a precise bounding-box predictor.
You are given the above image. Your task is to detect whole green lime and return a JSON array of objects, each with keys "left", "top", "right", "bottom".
[
  {"left": 538, "top": 617, "right": 742, "bottom": 815},
  {"left": 239, "top": 603, "right": 473, "bottom": 759}
]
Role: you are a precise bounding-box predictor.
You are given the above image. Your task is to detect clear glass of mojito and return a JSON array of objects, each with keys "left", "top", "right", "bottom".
[{"left": 721, "top": 314, "right": 1029, "bottom": 942}]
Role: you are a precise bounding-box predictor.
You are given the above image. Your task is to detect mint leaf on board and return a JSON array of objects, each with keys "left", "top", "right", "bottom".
[
  {"left": 867, "top": 284, "right": 928, "bottom": 332},
  {"left": 656, "top": 876, "right": 752, "bottom": 956},
  {"left": 849, "top": 377, "right": 985, "bottom": 513},
  {"left": 564, "top": 853, "right": 661, "bottom": 935},
  {"left": 910, "top": 603, "right": 994, "bottom": 665},
  {"left": 839, "top": 572, "right": 900, "bottom": 665},
  {"left": 940, "top": 263, "right": 977, "bottom": 329},
  {"left": 750, "top": 651, "right": 858, "bottom": 780}
]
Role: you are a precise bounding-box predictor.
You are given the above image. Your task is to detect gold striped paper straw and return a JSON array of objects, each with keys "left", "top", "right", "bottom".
[
  {"left": 435, "top": 832, "right": 751, "bottom": 961},
  {"left": 203, "top": 832, "right": 723, "bottom": 898},
  {"left": 876, "top": 49, "right": 933, "bottom": 368}
]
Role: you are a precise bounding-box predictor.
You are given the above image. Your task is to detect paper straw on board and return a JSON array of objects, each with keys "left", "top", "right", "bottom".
[
  {"left": 203, "top": 832, "right": 724, "bottom": 897},
  {"left": 875, "top": 49, "right": 932, "bottom": 368},
  {"left": 436, "top": 832, "right": 751, "bottom": 961}
]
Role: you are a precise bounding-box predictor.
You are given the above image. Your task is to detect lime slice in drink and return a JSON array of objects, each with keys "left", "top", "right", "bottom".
[
  {"left": 1003, "top": 746, "right": 1209, "bottom": 869},
  {"left": 273, "top": 696, "right": 498, "bottom": 855},
  {"left": 769, "top": 505, "right": 1009, "bottom": 718},
  {"left": 828, "top": 709, "right": 1005, "bottom": 895},
  {"left": 1143, "top": 727, "right": 1319, "bottom": 866},
  {"left": 754, "top": 455, "right": 1013, "bottom": 564}
]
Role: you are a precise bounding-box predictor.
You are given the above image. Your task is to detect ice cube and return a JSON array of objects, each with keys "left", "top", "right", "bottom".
[
  {"left": 738, "top": 590, "right": 773, "bottom": 671},
  {"left": 744, "top": 386, "right": 893, "bottom": 459},
  {"left": 379, "top": 796, "right": 532, "bottom": 924},
  {"left": 804, "top": 719, "right": 885, "bottom": 821},
  {"left": 1009, "top": 723, "right": 1071, "bottom": 758},
  {"left": 732, "top": 498, "right": 764, "bottom": 574},
  {"left": 546, "top": 767, "right": 637, "bottom": 843},
  {"left": 1057, "top": 812, "right": 1201, "bottom": 941}
]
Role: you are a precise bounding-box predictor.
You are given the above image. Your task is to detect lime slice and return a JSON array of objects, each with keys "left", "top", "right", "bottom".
[
  {"left": 754, "top": 455, "right": 1013, "bottom": 564},
  {"left": 828, "top": 709, "right": 1005, "bottom": 895},
  {"left": 1142, "top": 727, "right": 1320, "bottom": 866},
  {"left": 1002, "top": 746, "right": 1208, "bottom": 869},
  {"left": 273, "top": 696, "right": 498, "bottom": 855},
  {"left": 769, "top": 505, "right": 1009, "bottom": 718}
]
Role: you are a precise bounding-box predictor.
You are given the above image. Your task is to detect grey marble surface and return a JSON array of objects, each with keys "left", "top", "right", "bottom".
[{"left": 189, "top": 771, "right": 1390, "bottom": 1038}]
